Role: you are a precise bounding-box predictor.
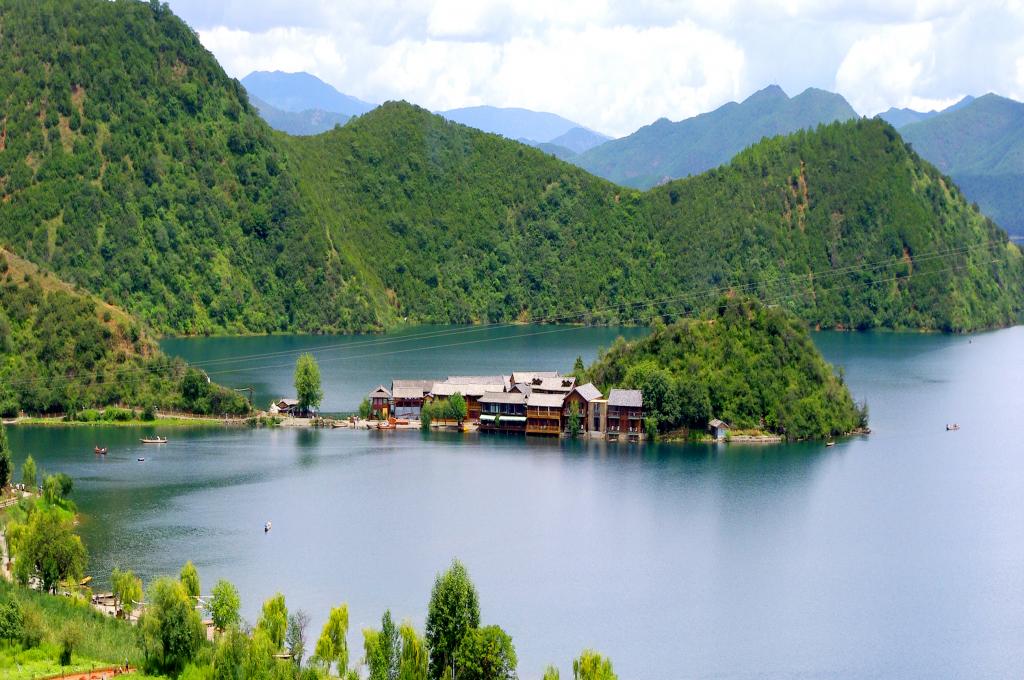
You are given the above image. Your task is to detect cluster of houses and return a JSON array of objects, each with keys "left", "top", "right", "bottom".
[{"left": 368, "top": 371, "right": 646, "bottom": 441}]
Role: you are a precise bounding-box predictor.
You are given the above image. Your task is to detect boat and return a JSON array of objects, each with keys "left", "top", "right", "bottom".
[
  {"left": 140, "top": 436, "right": 167, "bottom": 444},
  {"left": 94, "top": 446, "right": 108, "bottom": 455},
  {"left": 137, "top": 457, "right": 145, "bottom": 462},
  {"left": 264, "top": 520, "right": 272, "bottom": 533},
  {"left": 946, "top": 423, "right": 960, "bottom": 431},
  {"left": 825, "top": 441, "right": 835, "bottom": 447},
  {"left": 377, "top": 420, "right": 396, "bottom": 430}
]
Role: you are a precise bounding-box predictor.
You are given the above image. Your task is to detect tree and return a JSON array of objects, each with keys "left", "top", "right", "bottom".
[
  {"left": 572, "top": 355, "right": 585, "bottom": 379},
  {"left": 13, "top": 508, "right": 86, "bottom": 592},
  {"left": 294, "top": 353, "right": 323, "bottom": 415},
  {"left": 0, "top": 422, "right": 11, "bottom": 488},
  {"left": 453, "top": 625, "right": 517, "bottom": 680},
  {"left": 315, "top": 603, "right": 350, "bottom": 675},
  {"left": 359, "top": 398, "right": 372, "bottom": 419},
  {"left": 42, "top": 473, "right": 73, "bottom": 505},
  {"left": 208, "top": 579, "right": 241, "bottom": 631},
  {"left": 287, "top": 609, "right": 310, "bottom": 665},
  {"left": 572, "top": 650, "right": 616, "bottom": 680},
  {"left": 20, "top": 454, "right": 36, "bottom": 489},
  {"left": 542, "top": 666, "right": 560, "bottom": 680},
  {"left": 445, "top": 393, "right": 468, "bottom": 425},
  {"left": 365, "top": 610, "right": 400, "bottom": 680},
  {"left": 567, "top": 401, "right": 581, "bottom": 437},
  {"left": 112, "top": 567, "right": 143, "bottom": 618},
  {"left": 425, "top": 559, "right": 480, "bottom": 680},
  {"left": 180, "top": 560, "right": 200, "bottom": 600},
  {"left": 257, "top": 593, "right": 289, "bottom": 650},
  {"left": 398, "top": 620, "right": 429, "bottom": 680},
  {"left": 139, "top": 577, "right": 204, "bottom": 675}
]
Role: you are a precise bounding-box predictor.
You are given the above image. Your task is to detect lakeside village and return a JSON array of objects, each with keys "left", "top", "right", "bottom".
[{"left": 271, "top": 371, "right": 732, "bottom": 442}]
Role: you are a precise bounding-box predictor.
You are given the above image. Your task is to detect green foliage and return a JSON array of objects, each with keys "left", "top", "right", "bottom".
[
  {"left": 359, "top": 398, "right": 373, "bottom": 419},
  {"left": 0, "top": 422, "right": 11, "bottom": 487},
  {"left": 180, "top": 560, "right": 201, "bottom": 600},
  {"left": 0, "top": 0, "right": 371, "bottom": 336},
  {"left": 364, "top": 610, "right": 400, "bottom": 680},
  {"left": 314, "top": 603, "right": 351, "bottom": 675},
  {"left": 567, "top": 401, "right": 582, "bottom": 438},
  {"left": 58, "top": 621, "right": 81, "bottom": 665},
  {"left": 42, "top": 473, "right": 73, "bottom": 506},
  {"left": 208, "top": 579, "right": 241, "bottom": 632},
  {"left": 138, "top": 576, "right": 204, "bottom": 675},
  {"left": 0, "top": 598, "right": 24, "bottom": 642},
  {"left": 257, "top": 593, "right": 289, "bottom": 651},
  {"left": 294, "top": 353, "right": 323, "bottom": 413},
  {"left": 572, "top": 650, "right": 616, "bottom": 680},
  {"left": 286, "top": 609, "right": 310, "bottom": 666},
  {"left": 452, "top": 625, "right": 517, "bottom": 680},
  {"left": 583, "top": 298, "right": 865, "bottom": 439},
  {"left": 425, "top": 559, "right": 481, "bottom": 680},
  {"left": 111, "top": 568, "right": 143, "bottom": 618},
  {"left": 446, "top": 393, "right": 468, "bottom": 423},
  {"left": 542, "top": 665, "right": 560, "bottom": 680},
  {"left": 398, "top": 620, "right": 429, "bottom": 680},
  {"left": 10, "top": 506, "right": 86, "bottom": 592}
]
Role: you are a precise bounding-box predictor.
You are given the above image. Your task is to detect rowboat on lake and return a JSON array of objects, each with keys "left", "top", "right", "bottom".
[
  {"left": 140, "top": 436, "right": 167, "bottom": 444},
  {"left": 946, "top": 423, "right": 960, "bottom": 431},
  {"left": 94, "top": 446, "right": 108, "bottom": 454}
]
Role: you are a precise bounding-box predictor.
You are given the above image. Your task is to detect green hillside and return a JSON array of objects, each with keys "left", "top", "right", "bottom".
[
  {"left": 0, "top": 0, "right": 378, "bottom": 335},
  {"left": 0, "top": 248, "right": 248, "bottom": 415},
  {"left": 0, "top": 0, "right": 1021, "bottom": 338},
  {"left": 582, "top": 297, "right": 866, "bottom": 439},
  {"left": 284, "top": 104, "right": 1023, "bottom": 332},
  {"left": 574, "top": 85, "right": 858, "bottom": 189},
  {"left": 899, "top": 94, "right": 1024, "bottom": 235}
]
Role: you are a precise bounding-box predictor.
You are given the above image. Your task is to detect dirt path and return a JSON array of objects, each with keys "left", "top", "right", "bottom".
[{"left": 38, "top": 667, "right": 134, "bottom": 680}]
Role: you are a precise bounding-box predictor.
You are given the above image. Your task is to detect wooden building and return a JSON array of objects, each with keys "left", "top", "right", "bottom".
[
  {"left": 607, "top": 389, "right": 643, "bottom": 439},
  {"left": 368, "top": 385, "right": 392, "bottom": 418},
  {"left": 562, "top": 383, "right": 602, "bottom": 433},
  {"left": 708, "top": 418, "right": 731, "bottom": 441},
  {"left": 269, "top": 398, "right": 299, "bottom": 416},
  {"left": 430, "top": 381, "right": 505, "bottom": 421},
  {"left": 530, "top": 375, "right": 576, "bottom": 394},
  {"left": 479, "top": 392, "right": 527, "bottom": 432},
  {"left": 391, "top": 379, "right": 434, "bottom": 417},
  {"left": 526, "top": 392, "right": 565, "bottom": 435}
]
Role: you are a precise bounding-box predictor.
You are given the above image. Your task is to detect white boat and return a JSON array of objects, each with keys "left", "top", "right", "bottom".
[
  {"left": 140, "top": 436, "right": 167, "bottom": 444},
  {"left": 264, "top": 521, "right": 272, "bottom": 533}
]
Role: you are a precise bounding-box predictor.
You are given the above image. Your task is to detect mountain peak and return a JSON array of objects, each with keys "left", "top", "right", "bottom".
[
  {"left": 240, "top": 70, "right": 375, "bottom": 117},
  {"left": 744, "top": 84, "right": 789, "bottom": 104}
]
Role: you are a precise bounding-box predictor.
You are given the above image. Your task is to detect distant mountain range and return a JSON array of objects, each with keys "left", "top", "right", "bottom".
[
  {"left": 436, "top": 106, "right": 610, "bottom": 151},
  {"left": 241, "top": 70, "right": 375, "bottom": 117},
  {"left": 877, "top": 96, "right": 975, "bottom": 128},
  {"left": 883, "top": 94, "right": 1024, "bottom": 236},
  {"left": 570, "top": 85, "right": 859, "bottom": 188},
  {"left": 249, "top": 95, "right": 350, "bottom": 136}
]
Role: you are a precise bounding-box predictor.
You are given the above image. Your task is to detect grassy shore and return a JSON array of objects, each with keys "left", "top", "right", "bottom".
[{"left": 4, "top": 415, "right": 245, "bottom": 428}]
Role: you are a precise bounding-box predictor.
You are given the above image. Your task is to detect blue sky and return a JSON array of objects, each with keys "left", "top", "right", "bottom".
[{"left": 165, "top": 0, "right": 1024, "bottom": 136}]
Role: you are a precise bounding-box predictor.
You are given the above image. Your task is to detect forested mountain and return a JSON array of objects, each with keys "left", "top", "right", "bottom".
[
  {"left": 0, "top": 0, "right": 380, "bottom": 335},
  {"left": 877, "top": 96, "right": 974, "bottom": 128},
  {"left": 0, "top": 248, "right": 247, "bottom": 415},
  {"left": 545, "top": 126, "right": 610, "bottom": 153},
  {"left": 249, "top": 95, "right": 350, "bottom": 136},
  {"left": 0, "top": 0, "right": 1021, "bottom": 339},
  {"left": 898, "top": 94, "right": 1024, "bottom": 236},
  {"left": 438, "top": 106, "right": 605, "bottom": 145},
  {"left": 284, "top": 103, "right": 1023, "bottom": 332},
  {"left": 240, "top": 70, "right": 375, "bottom": 117},
  {"left": 573, "top": 85, "right": 858, "bottom": 188},
  {"left": 582, "top": 297, "right": 866, "bottom": 439}
]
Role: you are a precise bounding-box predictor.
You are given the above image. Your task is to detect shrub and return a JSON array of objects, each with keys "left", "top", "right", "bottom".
[
  {"left": 77, "top": 409, "right": 101, "bottom": 422},
  {"left": 102, "top": 407, "right": 133, "bottom": 422}
]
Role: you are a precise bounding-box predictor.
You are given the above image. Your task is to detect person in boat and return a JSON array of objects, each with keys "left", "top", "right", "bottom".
[{"left": 264, "top": 520, "right": 272, "bottom": 533}]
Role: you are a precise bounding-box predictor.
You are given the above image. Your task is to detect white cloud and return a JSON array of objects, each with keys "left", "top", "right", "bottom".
[{"left": 835, "top": 23, "right": 936, "bottom": 114}]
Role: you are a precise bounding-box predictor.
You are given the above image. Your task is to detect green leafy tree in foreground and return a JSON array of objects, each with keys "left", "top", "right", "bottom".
[
  {"left": 42, "top": 473, "right": 73, "bottom": 506},
  {"left": 295, "top": 353, "right": 324, "bottom": 415},
  {"left": 572, "top": 650, "right": 617, "bottom": 680},
  {"left": 112, "top": 568, "right": 143, "bottom": 618},
  {"left": 365, "top": 609, "right": 400, "bottom": 680},
  {"left": 399, "top": 620, "right": 429, "bottom": 680},
  {"left": 445, "top": 393, "right": 468, "bottom": 425},
  {"left": 426, "top": 559, "right": 480, "bottom": 680},
  {"left": 453, "top": 625, "right": 518, "bottom": 680},
  {"left": 257, "top": 592, "right": 289, "bottom": 650},
  {"left": 20, "top": 454, "right": 37, "bottom": 489},
  {"left": 208, "top": 579, "right": 241, "bottom": 631},
  {"left": 567, "top": 401, "right": 582, "bottom": 438},
  {"left": 542, "top": 665, "right": 560, "bottom": 680},
  {"left": 13, "top": 508, "right": 86, "bottom": 592},
  {"left": 359, "top": 398, "right": 373, "bottom": 419},
  {"left": 139, "top": 577, "right": 204, "bottom": 675},
  {"left": 315, "top": 603, "right": 351, "bottom": 676},
  {"left": 180, "top": 560, "right": 201, "bottom": 600},
  {"left": 287, "top": 609, "right": 310, "bottom": 665},
  {"left": 0, "top": 422, "right": 11, "bottom": 488}
]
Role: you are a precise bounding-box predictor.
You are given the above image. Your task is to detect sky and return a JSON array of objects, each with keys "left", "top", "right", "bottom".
[{"left": 165, "top": 0, "right": 1024, "bottom": 137}]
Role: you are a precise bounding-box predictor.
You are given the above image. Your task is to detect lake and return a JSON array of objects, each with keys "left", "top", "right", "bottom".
[{"left": 6, "top": 325, "right": 1024, "bottom": 679}]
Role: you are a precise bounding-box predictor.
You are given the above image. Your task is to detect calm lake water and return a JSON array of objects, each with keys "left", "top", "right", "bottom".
[{"left": 7, "top": 325, "right": 1024, "bottom": 680}]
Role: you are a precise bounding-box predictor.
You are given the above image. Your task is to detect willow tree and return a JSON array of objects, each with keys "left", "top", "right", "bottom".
[{"left": 294, "top": 353, "right": 323, "bottom": 415}]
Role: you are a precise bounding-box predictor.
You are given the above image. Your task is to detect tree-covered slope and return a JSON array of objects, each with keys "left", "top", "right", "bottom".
[
  {"left": 0, "top": 0, "right": 379, "bottom": 334},
  {"left": 574, "top": 85, "right": 858, "bottom": 189},
  {"left": 899, "top": 94, "right": 1024, "bottom": 235},
  {"left": 0, "top": 248, "right": 247, "bottom": 415},
  {"left": 582, "top": 297, "right": 866, "bottom": 439},
  {"left": 283, "top": 103, "right": 1024, "bottom": 332}
]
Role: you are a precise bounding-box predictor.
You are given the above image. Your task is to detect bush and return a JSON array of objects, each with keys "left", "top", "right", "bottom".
[
  {"left": 141, "top": 404, "right": 156, "bottom": 421},
  {"left": 101, "top": 407, "right": 133, "bottom": 422},
  {"left": 0, "top": 598, "right": 24, "bottom": 641},
  {"left": 0, "top": 401, "right": 18, "bottom": 418}
]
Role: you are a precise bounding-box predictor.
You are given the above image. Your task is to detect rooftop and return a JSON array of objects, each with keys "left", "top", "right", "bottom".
[
  {"left": 479, "top": 391, "right": 527, "bottom": 405},
  {"left": 445, "top": 375, "right": 508, "bottom": 386},
  {"left": 608, "top": 389, "right": 643, "bottom": 408},
  {"left": 527, "top": 393, "right": 566, "bottom": 408},
  {"left": 532, "top": 376, "right": 577, "bottom": 392},
  {"left": 368, "top": 385, "right": 391, "bottom": 398},
  {"left": 431, "top": 382, "right": 505, "bottom": 398},
  {"left": 571, "top": 383, "right": 603, "bottom": 401},
  {"left": 510, "top": 370, "right": 560, "bottom": 384}
]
